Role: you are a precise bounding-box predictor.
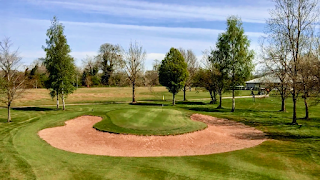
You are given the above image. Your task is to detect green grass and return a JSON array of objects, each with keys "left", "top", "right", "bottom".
[
  {"left": 94, "top": 107, "right": 207, "bottom": 135},
  {"left": 0, "top": 88, "right": 320, "bottom": 179}
]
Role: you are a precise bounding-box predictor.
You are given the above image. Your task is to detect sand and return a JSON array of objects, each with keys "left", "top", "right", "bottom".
[{"left": 38, "top": 114, "right": 266, "bottom": 157}]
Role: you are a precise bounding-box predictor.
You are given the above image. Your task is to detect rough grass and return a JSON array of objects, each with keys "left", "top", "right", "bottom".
[
  {"left": 0, "top": 88, "right": 320, "bottom": 179},
  {"left": 94, "top": 107, "right": 207, "bottom": 135}
]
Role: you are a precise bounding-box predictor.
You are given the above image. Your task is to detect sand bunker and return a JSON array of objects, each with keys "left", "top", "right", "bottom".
[{"left": 38, "top": 114, "right": 266, "bottom": 157}]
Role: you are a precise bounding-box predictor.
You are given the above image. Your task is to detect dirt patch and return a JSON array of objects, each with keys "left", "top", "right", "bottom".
[{"left": 38, "top": 114, "right": 266, "bottom": 157}]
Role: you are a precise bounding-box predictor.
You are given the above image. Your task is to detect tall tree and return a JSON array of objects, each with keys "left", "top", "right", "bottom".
[
  {"left": 123, "top": 41, "right": 146, "bottom": 103},
  {"left": 179, "top": 48, "right": 198, "bottom": 101},
  {"left": 43, "top": 16, "right": 76, "bottom": 110},
  {"left": 97, "top": 43, "right": 122, "bottom": 85},
  {"left": 221, "top": 16, "right": 254, "bottom": 112},
  {"left": 266, "top": 0, "right": 319, "bottom": 124},
  {"left": 209, "top": 34, "right": 232, "bottom": 109},
  {"left": 0, "top": 37, "right": 27, "bottom": 122},
  {"left": 159, "top": 48, "right": 188, "bottom": 105}
]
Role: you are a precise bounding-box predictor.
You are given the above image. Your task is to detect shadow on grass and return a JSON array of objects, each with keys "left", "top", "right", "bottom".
[
  {"left": 266, "top": 132, "right": 320, "bottom": 141},
  {"left": 12, "top": 107, "right": 54, "bottom": 111},
  {"left": 184, "top": 107, "right": 231, "bottom": 113},
  {"left": 176, "top": 101, "right": 206, "bottom": 105}
]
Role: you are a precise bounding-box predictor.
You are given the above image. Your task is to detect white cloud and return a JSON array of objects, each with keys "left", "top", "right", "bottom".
[{"left": 27, "top": 0, "right": 271, "bottom": 23}]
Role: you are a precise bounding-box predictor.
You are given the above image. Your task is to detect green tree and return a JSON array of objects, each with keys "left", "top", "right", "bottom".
[
  {"left": 43, "top": 16, "right": 76, "bottom": 110},
  {"left": 193, "top": 68, "right": 218, "bottom": 104},
  {"left": 209, "top": 35, "right": 231, "bottom": 109},
  {"left": 97, "top": 43, "right": 122, "bottom": 85},
  {"left": 221, "top": 16, "right": 254, "bottom": 112},
  {"left": 159, "top": 48, "right": 188, "bottom": 105}
]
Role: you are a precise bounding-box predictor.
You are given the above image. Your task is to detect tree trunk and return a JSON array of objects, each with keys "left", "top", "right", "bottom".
[
  {"left": 132, "top": 81, "right": 136, "bottom": 103},
  {"left": 172, "top": 93, "right": 175, "bottom": 105},
  {"left": 209, "top": 91, "right": 214, "bottom": 104},
  {"left": 292, "top": 94, "right": 297, "bottom": 124},
  {"left": 7, "top": 103, "right": 11, "bottom": 122},
  {"left": 280, "top": 96, "right": 286, "bottom": 112},
  {"left": 304, "top": 96, "right": 309, "bottom": 119},
  {"left": 217, "top": 91, "right": 222, "bottom": 109},
  {"left": 213, "top": 91, "right": 217, "bottom": 104},
  {"left": 183, "top": 85, "right": 186, "bottom": 101},
  {"left": 56, "top": 92, "right": 59, "bottom": 109},
  {"left": 62, "top": 93, "right": 65, "bottom": 111},
  {"left": 231, "top": 89, "right": 235, "bottom": 112}
]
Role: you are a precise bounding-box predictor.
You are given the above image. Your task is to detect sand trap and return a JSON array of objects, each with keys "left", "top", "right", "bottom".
[{"left": 38, "top": 114, "right": 266, "bottom": 157}]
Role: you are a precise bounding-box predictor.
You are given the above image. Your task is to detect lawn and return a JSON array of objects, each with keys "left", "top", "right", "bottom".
[
  {"left": 0, "top": 87, "right": 319, "bottom": 179},
  {"left": 94, "top": 107, "right": 207, "bottom": 135},
  {"left": 0, "top": 86, "right": 254, "bottom": 107}
]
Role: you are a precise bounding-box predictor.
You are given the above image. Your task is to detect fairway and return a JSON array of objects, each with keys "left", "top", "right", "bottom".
[
  {"left": 94, "top": 107, "right": 207, "bottom": 135},
  {"left": 1, "top": 88, "right": 320, "bottom": 179}
]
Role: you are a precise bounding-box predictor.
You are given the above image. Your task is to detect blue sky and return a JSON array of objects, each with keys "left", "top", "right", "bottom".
[{"left": 1, "top": 0, "right": 273, "bottom": 70}]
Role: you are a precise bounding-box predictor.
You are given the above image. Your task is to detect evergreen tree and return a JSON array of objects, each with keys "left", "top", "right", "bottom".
[
  {"left": 43, "top": 16, "right": 76, "bottom": 110},
  {"left": 159, "top": 48, "right": 188, "bottom": 105}
]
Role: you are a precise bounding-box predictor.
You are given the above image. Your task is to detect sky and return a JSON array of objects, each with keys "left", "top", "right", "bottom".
[{"left": 1, "top": 0, "right": 274, "bottom": 71}]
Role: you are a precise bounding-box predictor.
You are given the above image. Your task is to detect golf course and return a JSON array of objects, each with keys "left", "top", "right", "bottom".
[{"left": 0, "top": 87, "right": 319, "bottom": 179}]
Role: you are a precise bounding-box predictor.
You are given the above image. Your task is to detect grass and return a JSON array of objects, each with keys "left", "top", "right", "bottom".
[
  {"left": 0, "top": 87, "right": 320, "bottom": 179},
  {"left": 0, "top": 86, "right": 253, "bottom": 107},
  {"left": 94, "top": 107, "right": 207, "bottom": 135}
]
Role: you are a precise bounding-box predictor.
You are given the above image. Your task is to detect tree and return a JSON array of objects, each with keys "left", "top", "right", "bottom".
[
  {"left": 208, "top": 34, "right": 232, "bottom": 109},
  {"left": 97, "top": 43, "right": 122, "bottom": 85},
  {"left": 0, "top": 37, "right": 27, "bottom": 122},
  {"left": 159, "top": 48, "right": 188, "bottom": 105},
  {"left": 43, "top": 16, "right": 76, "bottom": 110},
  {"left": 298, "top": 53, "right": 319, "bottom": 119},
  {"left": 220, "top": 16, "right": 254, "bottom": 112},
  {"left": 179, "top": 48, "right": 198, "bottom": 101},
  {"left": 266, "top": 0, "right": 319, "bottom": 124},
  {"left": 261, "top": 38, "right": 291, "bottom": 112},
  {"left": 81, "top": 56, "right": 99, "bottom": 87},
  {"left": 193, "top": 68, "right": 218, "bottom": 104},
  {"left": 123, "top": 41, "right": 146, "bottom": 103},
  {"left": 145, "top": 59, "right": 160, "bottom": 92}
]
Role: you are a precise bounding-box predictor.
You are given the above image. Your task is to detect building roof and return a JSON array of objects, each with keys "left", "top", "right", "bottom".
[{"left": 246, "top": 74, "right": 281, "bottom": 84}]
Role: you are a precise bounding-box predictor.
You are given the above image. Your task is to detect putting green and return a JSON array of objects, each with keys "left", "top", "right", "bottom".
[{"left": 93, "top": 107, "right": 207, "bottom": 135}]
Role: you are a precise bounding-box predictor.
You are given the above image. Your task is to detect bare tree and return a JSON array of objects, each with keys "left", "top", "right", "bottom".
[
  {"left": 266, "top": 0, "right": 319, "bottom": 124},
  {"left": 123, "top": 41, "right": 146, "bottom": 103},
  {"left": 298, "top": 53, "right": 319, "bottom": 119},
  {"left": 0, "top": 38, "right": 27, "bottom": 122},
  {"left": 179, "top": 48, "right": 198, "bottom": 101},
  {"left": 261, "top": 36, "right": 291, "bottom": 112},
  {"left": 145, "top": 60, "right": 160, "bottom": 92}
]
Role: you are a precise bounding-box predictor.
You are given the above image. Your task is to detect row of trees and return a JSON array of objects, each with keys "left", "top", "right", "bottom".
[
  {"left": 4, "top": 0, "right": 317, "bottom": 125},
  {"left": 261, "top": 0, "right": 320, "bottom": 124},
  {"left": 158, "top": 16, "right": 254, "bottom": 108},
  {"left": 0, "top": 15, "right": 254, "bottom": 122}
]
